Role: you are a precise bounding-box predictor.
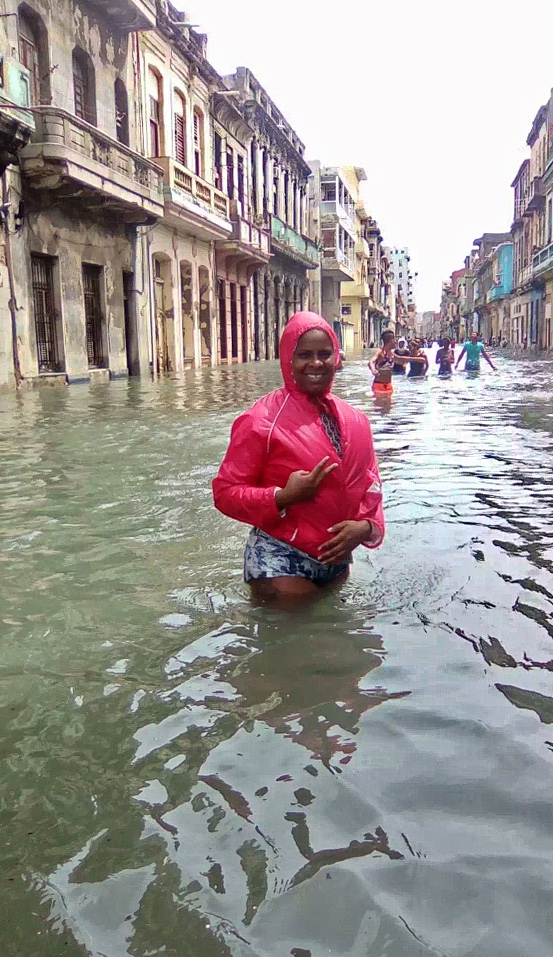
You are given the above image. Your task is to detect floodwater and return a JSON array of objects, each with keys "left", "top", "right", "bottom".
[{"left": 3, "top": 349, "right": 553, "bottom": 957}]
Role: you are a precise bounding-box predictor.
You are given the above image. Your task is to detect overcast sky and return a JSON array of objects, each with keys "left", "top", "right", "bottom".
[{"left": 182, "top": 0, "right": 553, "bottom": 311}]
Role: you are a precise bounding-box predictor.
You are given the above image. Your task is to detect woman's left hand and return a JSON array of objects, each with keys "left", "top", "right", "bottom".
[{"left": 318, "top": 520, "right": 378, "bottom": 564}]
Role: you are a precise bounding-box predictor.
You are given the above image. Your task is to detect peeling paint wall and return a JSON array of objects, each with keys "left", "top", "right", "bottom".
[{"left": 0, "top": 0, "right": 153, "bottom": 387}]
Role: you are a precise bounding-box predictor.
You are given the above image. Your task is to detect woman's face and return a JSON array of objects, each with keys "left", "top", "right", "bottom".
[{"left": 292, "top": 328, "right": 336, "bottom": 396}]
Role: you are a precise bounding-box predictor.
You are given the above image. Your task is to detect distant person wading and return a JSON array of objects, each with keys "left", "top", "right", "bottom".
[{"left": 456, "top": 332, "right": 496, "bottom": 373}]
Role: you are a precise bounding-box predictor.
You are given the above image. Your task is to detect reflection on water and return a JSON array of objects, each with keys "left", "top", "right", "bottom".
[{"left": 3, "top": 352, "right": 553, "bottom": 956}]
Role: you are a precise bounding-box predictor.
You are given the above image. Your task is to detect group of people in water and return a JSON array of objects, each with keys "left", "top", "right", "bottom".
[
  {"left": 212, "top": 312, "right": 499, "bottom": 605},
  {"left": 369, "top": 330, "right": 496, "bottom": 396}
]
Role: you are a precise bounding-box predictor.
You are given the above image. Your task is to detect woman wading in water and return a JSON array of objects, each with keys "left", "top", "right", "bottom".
[{"left": 213, "top": 312, "right": 384, "bottom": 603}]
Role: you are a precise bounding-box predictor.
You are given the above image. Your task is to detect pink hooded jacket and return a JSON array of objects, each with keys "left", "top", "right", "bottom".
[{"left": 212, "top": 312, "right": 384, "bottom": 560}]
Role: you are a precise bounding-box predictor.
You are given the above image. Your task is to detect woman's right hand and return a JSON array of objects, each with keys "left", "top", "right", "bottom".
[{"left": 275, "top": 457, "right": 338, "bottom": 509}]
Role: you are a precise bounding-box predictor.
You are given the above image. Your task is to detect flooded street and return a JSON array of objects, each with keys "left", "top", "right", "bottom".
[{"left": 4, "top": 351, "right": 553, "bottom": 957}]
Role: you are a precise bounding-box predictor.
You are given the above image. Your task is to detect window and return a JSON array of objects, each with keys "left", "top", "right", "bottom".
[
  {"left": 214, "top": 132, "right": 223, "bottom": 190},
  {"left": 18, "top": 9, "right": 39, "bottom": 103},
  {"left": 174, "top": 91, "right": 186, "bottom": 165},
  {"left": 31, "top": 255, "right": 63, "bottom": 372},
  {"left": 148, "top": 68, "right": 162, "bottom": 157},
  {"left": 193, "top": 107, "right": 204, "bottom": 177},
  {"left": 72, "top": 48, "right": 96, "bottom": 125},
  {"left": 114, "top": 78, "right": 129, "bottom": 146},
  {"left": 149, "top": 96, "right": 160, "bottom": 156},
  {"left": 18, "top": 5, "right": 50, "bottom": 105},
  {"left": 226, "top": 145, "right": 234, "bottom": 200}
]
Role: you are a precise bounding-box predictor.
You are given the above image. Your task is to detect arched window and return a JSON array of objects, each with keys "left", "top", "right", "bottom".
[
  {"left": 18, "top": 4, "right": 50, "bottom": 105},
  {"left": 147, "top": 67, "right": 163, "bottom": 157},
  {"left": 114, "top": 78, "right": 129, "bottom": 146},
  {"left": 193, "top": 107, "right": 204, "bottom": 178},
  {"left": 173, "top": 91, "right": 186, "bottom": 166},
  {"left": 72, "top": 47, "right": 96, "bottom": 125}
]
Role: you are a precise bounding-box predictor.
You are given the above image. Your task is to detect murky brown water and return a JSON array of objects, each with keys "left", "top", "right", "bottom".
[{"left": 3, "top": 351, "right": 553, "bottom": 957}]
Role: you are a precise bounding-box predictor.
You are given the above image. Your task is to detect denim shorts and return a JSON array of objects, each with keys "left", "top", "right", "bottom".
[{"left": 244, "top": 527, "right": 351, "bottom": 585}]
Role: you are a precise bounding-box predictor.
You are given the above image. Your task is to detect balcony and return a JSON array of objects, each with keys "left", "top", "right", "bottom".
[
  {"left": 368, "top": 255, "right": 378, "bottom": 276},
  {"left": 342, "top": 280, "right": 370, "bottom": 300},
  {"left": 156, "top": 157, "right": 232, "bottom": 241},
  {"left": 532, "top": 240, "right": 553, "bottom": 280},
  {"left": 518, "top": 263, "right": 534, "bottom": 287},
  {"left": 525, "top": 175, "right": 546, "bottom": 214},
  {"left": 320, "top": 200, "right": 356, "bottom": 238},
  {"left": 322, "top": 245, "right": 355, "bottom": 282},
  {"left": 355, "top": 237, "right": 370, "bottom": 258},
  {"left": 0, "top": 58, "right": 34, "bottom": 150},
  {"left": 21, "top": 108, "right": 164, "bottom": 223},
  {"left": 216, "top": 199, "right": 271, "bottom": 270},
  {"left": 87, "top": 0, "right": 156, "bottom": 30},
  {"left": 270, "top": 214, "right": 319, "bottom": 269}
]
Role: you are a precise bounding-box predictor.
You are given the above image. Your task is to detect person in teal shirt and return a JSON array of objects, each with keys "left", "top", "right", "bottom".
[{"left": 455, "top": 332, "right": 496, "bottom": 372}]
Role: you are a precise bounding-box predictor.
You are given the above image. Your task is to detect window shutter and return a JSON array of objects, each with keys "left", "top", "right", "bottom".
[{"left": 174, "top": 113, "right": 186, "bottom": 165}]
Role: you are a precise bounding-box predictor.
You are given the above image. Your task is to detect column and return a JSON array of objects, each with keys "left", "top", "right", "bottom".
[
  {"left": 299, "top": 186, "right": 306, "bottom": 237},
  {"left": 191, "top": 261, "right": 201, "bottom": 369},
  {"left": 279, "top": 167, "right": 286, "bottom": 222},
  {"left": 220, "top": 135, "right": 228, "bottom": 196},
  {"left": 265, "top": 151, "right": 274, "bottom": 218},
  {"left": 294, "top": 179, "right": 300, "bottom": 233},
  {"left": 255, "top": 142, "right": 264, "bottom": 220}
]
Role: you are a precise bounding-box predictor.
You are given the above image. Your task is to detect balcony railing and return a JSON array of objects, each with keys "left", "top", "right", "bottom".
[
  {"left": 21, "top": 108, "right": 164, "bottom": 220},
  {"left": 533, "top": 240, "right": 553, "bottom": 277},
  {"left": 525, "top": 175, "right": 546, "bottom": 214},
  {"left": 156, "top": 157, "right": 230, "bottom": 221},
  {"left": 322, "top": 245, "right": 355, "bottom": 277},
  {"left": 229, "top": 201, "right": 270, "bottom": 256},
  {"left": 336, "top": 247, "right": 355, "bottom": 273},
  {"left": 271, "top": 214, "right": 319, "bottom": 267},
  {"left": 320, "top": 200, "right": 356, "bottom": 237}
]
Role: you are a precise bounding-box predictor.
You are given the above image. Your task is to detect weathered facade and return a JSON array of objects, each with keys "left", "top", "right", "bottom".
[
  {"left": 212, "top": 93, "right": 271, "bottom": 363},
  {"left": 308, "top": 163, "right": 393, "bottom": 352},
  {"left": 139, "top": 8, "right": 231, "bottom": 374},
  {"left": 525, "top": 91, "right": 553, "bottom": 351},
  {"left": 2, "top": 0, "right": 164, "bottom": 388},
  {"left": 222, "top": 67, "right": 318, "bottom": 360},
  {"left": 509, "top": 104, "right": 549, "bottom": 352},
  {"left": 309, "top": 163, "right": 357, "bottom": 350},
  {"left": 472, "top": 233, "right": 512, "bottom": 341}
]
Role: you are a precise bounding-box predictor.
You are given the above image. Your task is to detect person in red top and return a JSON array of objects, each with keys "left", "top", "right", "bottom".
[{"left": 212, "top": 312, "right": 385, "bottom": 602}]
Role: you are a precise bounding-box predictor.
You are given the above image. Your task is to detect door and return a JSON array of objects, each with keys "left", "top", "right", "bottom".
[
  {"left": 154, "top": 259, "right": 169, "bottom": 373},
  {"left": 82, "top": 264, "right": 106, "bottom": 368},
  {"left": 123, "top": 271, "right": 137, "bottom": 375}
]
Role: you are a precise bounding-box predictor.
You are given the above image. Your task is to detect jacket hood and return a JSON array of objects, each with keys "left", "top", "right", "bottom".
[{"left": 279, "top": 312, "right": 340, "bottom": 397}]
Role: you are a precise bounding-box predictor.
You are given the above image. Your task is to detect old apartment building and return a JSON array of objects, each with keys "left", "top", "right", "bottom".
[
  {"left": 0, "top": 0, "right": 165, "bottom": 387},
  {"left": 0, "top": 0, "right": 402, "bottom": 388},
  {"left": 223, "top": 67, "right": 319, "bottom": 360},
  {"left": 309, "top": 163, "right": 395, "bottom": 351}
]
